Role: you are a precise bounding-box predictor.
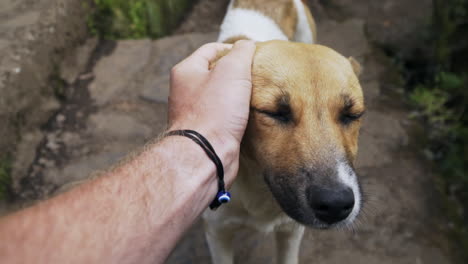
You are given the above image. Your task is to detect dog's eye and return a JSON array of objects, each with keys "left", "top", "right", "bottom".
[
  {"left": 255, "top": 108, "right": 292, "bottom": 123},
  {"left": 340, "top": 95, "right": 365, "bottom": 125},
  {"left": 340, "top": 112, "right": 364, "bottom": 125},
  {"left": 263, "top": 110, "right": 292, "bottom": 122}
]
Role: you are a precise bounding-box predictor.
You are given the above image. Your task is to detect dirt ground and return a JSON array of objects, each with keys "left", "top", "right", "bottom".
[{"left": 2, "top": 0, "right": 455, "bottom": 263}]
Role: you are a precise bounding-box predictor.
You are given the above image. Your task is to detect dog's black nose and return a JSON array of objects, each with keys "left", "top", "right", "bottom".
[{"left": 307, "top": 185, "right": 354, "bottom": 224}]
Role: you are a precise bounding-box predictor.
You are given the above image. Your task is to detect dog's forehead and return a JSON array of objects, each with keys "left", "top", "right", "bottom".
[
  {"left": 254, "top": 40, "right": 353, "bottom": 80},
  {"left": 252, "top": 40, "right": 362, "bottom": 104}
]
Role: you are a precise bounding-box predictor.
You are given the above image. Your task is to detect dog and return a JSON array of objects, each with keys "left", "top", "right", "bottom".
[{"left": 203, "top": 1, "right": 365, "bottom": 263}]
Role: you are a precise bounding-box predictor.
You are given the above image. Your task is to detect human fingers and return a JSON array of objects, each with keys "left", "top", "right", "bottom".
[
  {"left": 177, "top": 42, "right": 233, "bottom": 72},
  {"left": 213, "top": 40, "right": 256, "bottom": 80}
]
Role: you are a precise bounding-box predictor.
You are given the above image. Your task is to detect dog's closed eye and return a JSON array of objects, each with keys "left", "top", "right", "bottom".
[
  {"left": 257, "top": 107, "right": 292, "bottom": 123},
  {"left": 340, "top": 111, "right": 364, "bottom": 125},
  {"left": 252, "top": 93, "right": 293, "bottom": 124},
  {"left": 340, "top": 94, "right": 365, "bottom": 125}
]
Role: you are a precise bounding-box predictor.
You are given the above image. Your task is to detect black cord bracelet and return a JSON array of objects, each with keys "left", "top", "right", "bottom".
[{"left": 165, "top": 129, "right": 231, "bottom": 210}]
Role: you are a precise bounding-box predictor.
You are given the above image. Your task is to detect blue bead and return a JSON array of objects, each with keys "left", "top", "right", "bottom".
[{"left": 217, "top": 192, "right": 231, "bottom": 203}]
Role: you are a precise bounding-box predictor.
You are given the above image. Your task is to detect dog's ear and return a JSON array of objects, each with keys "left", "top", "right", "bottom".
[
  {"left": 348, "top": 57, "right": 362, "bottom": 76},
  {"left": 209, "top": 48, "right": 232, "bottom": 70}
]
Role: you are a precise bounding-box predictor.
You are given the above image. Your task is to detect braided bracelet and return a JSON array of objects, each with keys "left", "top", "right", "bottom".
[{"left": 165, "top": 129, "right": 231, "bottom": 210}]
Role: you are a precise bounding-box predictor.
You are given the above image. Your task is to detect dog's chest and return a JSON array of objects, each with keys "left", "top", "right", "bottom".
[{"left": 234, "top": 178, "right": 294, "bottom": 232}]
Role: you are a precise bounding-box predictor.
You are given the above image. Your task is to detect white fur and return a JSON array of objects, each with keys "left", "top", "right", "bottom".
[
  {"left": 292, "top": 0, "right": 314, "bottom": 43},
  {"left": 217, "top": 6, "right": 289, "bottom": 42},
  {"left": 337, "top": 161, "right": 361, "bottom": 224}
]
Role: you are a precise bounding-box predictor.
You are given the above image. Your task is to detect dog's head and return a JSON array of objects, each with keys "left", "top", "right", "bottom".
[{"left": 241, "top": 40, "right": 365, "bottom": 228}]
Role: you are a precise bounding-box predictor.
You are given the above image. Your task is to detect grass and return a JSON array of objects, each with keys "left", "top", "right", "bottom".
[{"left": 88, "top": 0, "right": 195, "bottom": 39}]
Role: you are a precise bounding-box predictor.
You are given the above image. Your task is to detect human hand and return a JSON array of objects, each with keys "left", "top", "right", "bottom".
[{"left": 168, "top": 40, "right": 256, "bottom": 184}]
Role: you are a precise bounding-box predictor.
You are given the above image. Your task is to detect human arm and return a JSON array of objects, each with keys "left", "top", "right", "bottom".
[{"left": 0, "top": 40, "right": 256, "bottom": 264}]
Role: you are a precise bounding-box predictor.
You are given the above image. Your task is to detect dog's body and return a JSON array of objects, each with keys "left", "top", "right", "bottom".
[
  {"left": 217, "top": 0, "right": 316, "bottom": 44},
  {"left": 203, "top": 1, "right": 365, "bottom": 263}
]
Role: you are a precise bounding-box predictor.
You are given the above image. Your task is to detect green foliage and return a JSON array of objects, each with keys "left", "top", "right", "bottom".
[
  {"left": 410, "top": 85, "right": 451, "bottom": 127},
  {"left": 0, "top": 158, "right": 12, "bottom": 201},
  {"left": 88, "top": 0, "right": 194, "bottom": 39},
  {"left": 409, "top": 72, "right": 465, "bottom": 142},
  {"left": 406, "top": 0, "right": 468, "bottom": 261}
]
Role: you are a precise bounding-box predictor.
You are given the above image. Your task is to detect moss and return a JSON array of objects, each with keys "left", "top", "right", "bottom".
[{"left": 88, "top": 0, "right": 196, "bottom": 39}]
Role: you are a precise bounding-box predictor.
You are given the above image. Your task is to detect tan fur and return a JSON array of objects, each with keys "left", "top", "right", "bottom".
[
  {"left": 233, "top": 0, "right": 298, "bottom": 39},
  {"left": 244, "top": 41, "right": 364, "bottom": 173},
  {"left": 223, "top": 35, "right": 250, "bottom": 44}
]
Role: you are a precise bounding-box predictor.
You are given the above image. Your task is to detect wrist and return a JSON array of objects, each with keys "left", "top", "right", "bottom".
[
  {"left": 167, "top": 124, "right": 239, "bottom": 181},
  {"left": 149, "top": 136, "right": 218, "bottom": 213}
]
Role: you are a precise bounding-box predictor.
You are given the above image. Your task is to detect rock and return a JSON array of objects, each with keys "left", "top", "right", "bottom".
[
  {"left": 312, "top": 0, "right": 432, "bottom": 57},
  {"left": 140, "top": 75, "right": 170, "bottom": 103},
  {"left": 0, "top": 0, "right": 88, "bottom": 157},
  {"left": 175, "top": 0, "right": 229, "bottom": 34},
  {"left": 11, "top": 130, "right": 43, "bottom": 191},
  {"left": 56, "top": 114, "right": 66, "bottom": 124},
  {"left": 139, "top": 33, "right": 217, "bottom": 103},
  {"left": 87, "top": 111, "right": 152, "bottom": 141},
  {"left": 356, "top": 110, "right": 409, "bottom": 168},
  {"left": 60, "top": 132, "right": 81, "bottom": 146},
  {"left": 318, "top": 19, "right": 369, "bottom": 59},
  {"left": 361, "top": 80, "right": 381, "bottom": 105},
  {"left": 38, "top": 158, "right": 55, "bottom": 168},
  {"left": 2, "top": 11, "right": 40, "bottom": 27},
  {"left": 60, "top": 38, "right": 98, "bottom": 84},
  {"left": 43, "top": 151, "right": 128, "bottom": 187},
  {"left": 89, "top": 39, "right": 153, "bottom": 105},
  {"left": 45, "top": 133, "right": 61, "bottom": 152},
  {"left": 150, "top": 33, "right": 217, "bottom": 72},
  {"left": 41, "top": 97, "right": 61, "bottom": 115}
]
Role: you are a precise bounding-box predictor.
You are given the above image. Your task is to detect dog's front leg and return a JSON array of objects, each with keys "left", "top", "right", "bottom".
[
  {"left": 204, "top": 223, "right": 236, "bottom": 264},
  {"left": 275, "top": 224, "right": 305, "bottom": 264}
]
